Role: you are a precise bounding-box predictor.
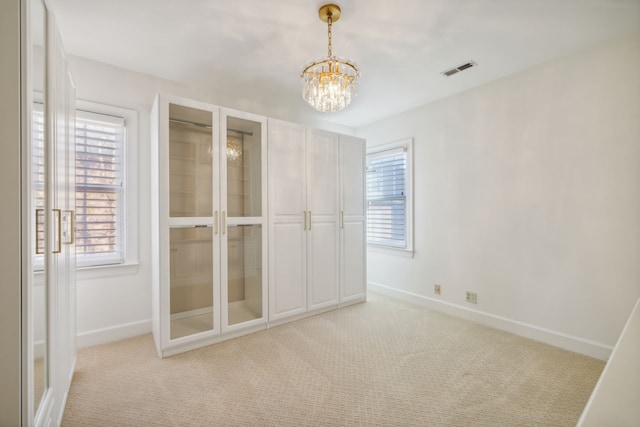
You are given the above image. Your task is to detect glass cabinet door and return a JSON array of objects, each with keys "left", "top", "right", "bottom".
[
  {"left": 167, "top": 102, "right": 217, "bottom": 341},
  {"left": 222, "top": 111, "right": 267, "bottom": 329},
  {"left": 227, "top": 224, "right": 263, "bottom": 326},
  {"left": 169, "top": 103, "right": 213, "bottom": 218},
  {"left": 225, "top": 116, "right": 262, "bottom": 218},
  {"left": 169, "top": 227, "right": 214, "bottom": 339}
]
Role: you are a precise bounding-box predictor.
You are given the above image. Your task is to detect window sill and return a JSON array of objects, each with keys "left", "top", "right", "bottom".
[
  {"left": 77, "top": 262, "right": 140, "bottom": 281},
  {"left": 32, "top": 262, "right": 140, "bottom": 283},
  {"left": 367, "top": 244, "right": 414, "bottom": 258}
]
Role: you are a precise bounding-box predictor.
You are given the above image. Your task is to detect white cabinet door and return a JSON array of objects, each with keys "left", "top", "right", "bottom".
[
  {"left": 340, "top": 136, "right": 367, "bottom": 304},
  {"left": 220, "top": 109, "right": 268, "bottom": 333},
  {"left": 268, "top": 119, "right": 307, "bottom": 320},
  {"left": 306, "top": 128, "right": 339, "bottom": 311},
  {"left": 166, "top": 98, "right": 221, "bottom": 346},
  {"left": 153, "top": 95, "right": 222, "bottom": 356}
]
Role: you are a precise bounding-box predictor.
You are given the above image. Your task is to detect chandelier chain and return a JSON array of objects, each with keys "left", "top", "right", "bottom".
[{"left": 327, "top": 12, "right": 333, "bottom": 57}]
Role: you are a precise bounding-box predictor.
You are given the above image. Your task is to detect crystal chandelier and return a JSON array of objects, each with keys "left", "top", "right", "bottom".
[
  {"left": 301, "top": 4, "right": 360, "bottom": 113},
  {"left": 226, "top": 137, "right": 242, "bottom": 161}
]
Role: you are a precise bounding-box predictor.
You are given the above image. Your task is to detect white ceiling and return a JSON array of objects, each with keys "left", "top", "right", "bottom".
[{"left": 48, "top": 0, "right": 640, "bottom": 128}]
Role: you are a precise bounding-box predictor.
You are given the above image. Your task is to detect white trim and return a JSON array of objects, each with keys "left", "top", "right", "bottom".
[
  {"left": 76, "top": 262, "right": 139, "bottom": 280},
  {"left": 338, "top": 297, "right": 366, "bottom": 308},
  {"left": 367, "top": 244, "right": 414, "bottom": 258},
  {"left": 368, "top": 281, "right": 613, "bottom": 360},
  {"left": 366, "top": 138, "right": 414, "bottom": 254},
  {"left": 75, "top": 99, "right": 139, "bottom": 269},
  {"left": 267, "top": 305, "right": 338, "bottom": 328},
  {"left": 161, "top": 323, "right": 267, "bottom": 358},
  {"left": 56, "top": 353, "right": 75, "bottom": 427},
  {"left": 76, "top": 109, "right": 124, "bottom": 126},
  {"left": 56, "top": 389, "right": 71, "bottom": 427},
  {"left": 76, "top": 319, "right": 151, "bottom": 349},
  {"left": 36, "top": 262, "right": 140, "bottom": 281},
  {"left": 33, "top": 390, "right": 53, "bottom": 427}
]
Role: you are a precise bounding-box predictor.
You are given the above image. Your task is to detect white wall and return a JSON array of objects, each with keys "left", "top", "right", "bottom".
[
  {"left": 358, "top": 32, "right": 640, "bottom": 360},
  {"left": 68, "top": 55, "right": 354, "bottom": 346},
  {"left": 70, "top": 32, "right": 639, "bottom": 359}
]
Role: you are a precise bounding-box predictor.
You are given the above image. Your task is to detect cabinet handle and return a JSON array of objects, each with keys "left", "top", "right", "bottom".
[
  {"left": 222, "top": 211, "right": 226, "bottom": 235},
  {"left": 53, "top": 209, "right": 61, "bottom": 254},
  {"left": 303, "top": 211, "right": 307, "bottom": 231},
  {"left": 341, "top": 211, "right": 344, "bottom": 229},
  {"left": 214, "top": 211, "right": 219, "bottom": 234}
]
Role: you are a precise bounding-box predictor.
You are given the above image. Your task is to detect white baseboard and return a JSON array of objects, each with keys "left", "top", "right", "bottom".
[
  {"left": 76, "top": 319, "right": 152, "bottom": 349},
  {"left": 57, "top": 389, "right": 70, "bottom": 427},
  {"left": 160, "top": 323, "right": 267, "bottom": 358},
  {"left": 368, "top": 281, "right": 613, "bottom": 361},
  {"left": 268, "top": 304, "right": 338, "bottom": 328}
]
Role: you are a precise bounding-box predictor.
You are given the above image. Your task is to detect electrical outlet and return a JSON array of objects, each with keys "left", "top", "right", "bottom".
[
  {"left": 465, "top": 291, "right": 477, "bottom": 304},
  {"left": 434, "top": 284, "right": 441, "bottom": 296}
]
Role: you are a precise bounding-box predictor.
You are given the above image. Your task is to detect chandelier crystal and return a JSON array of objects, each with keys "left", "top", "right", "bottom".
[
  {"left": 301, "top": 4, "right": 360, "bottom": 113},
  {"left": 226, "top": 137, "right": 242, "bottom": 161}
]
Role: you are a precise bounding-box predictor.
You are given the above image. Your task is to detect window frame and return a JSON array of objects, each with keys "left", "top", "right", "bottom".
[
  {"left": 75, "top": 100, "right": 139, "bottom": 278},
  {"left": 366, "top": 138, "right": 414, "bottom": 257}
]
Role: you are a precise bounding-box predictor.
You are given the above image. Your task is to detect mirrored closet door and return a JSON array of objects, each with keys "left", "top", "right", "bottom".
[
  {"left": 24, "top": 0, "right": 77, "bottom": 424},
  {"left": 30, "top": 0, "right": 48, "bottom": 419}
]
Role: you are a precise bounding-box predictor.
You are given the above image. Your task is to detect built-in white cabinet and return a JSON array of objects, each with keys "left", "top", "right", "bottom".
[
  {"left": 152, "top": 97, "right": 365, "bottom": 357},
  {"left": 268, "top": 119, "right": 366, "bottom": 324},
  {"left": 267, "top": 120, "right": 308, "bottom": 321},
  {"left": 151, "top": 94, "right": 268, "bottom": 357},
  {"left": 305, "top": 128, "right": 341, "bottom": 312},
  {"left": 339, "top": 135, "right": 367, "bottom": 304}
]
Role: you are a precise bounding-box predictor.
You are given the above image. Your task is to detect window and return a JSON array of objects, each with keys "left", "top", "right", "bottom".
[
  {"left": 32, "top": 104, "right": 45, "bottom": 259},
  {"left": 366, "top": 138, "right": 413, "bottom": 254},
  {"left": 33, "top": 101, "right": 138, "bottom": 272},
  {"left": 75, "top": 109, "right": 125, "bottom": 266}
]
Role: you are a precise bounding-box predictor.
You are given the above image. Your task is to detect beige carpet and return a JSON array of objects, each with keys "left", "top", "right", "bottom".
[{"left": 62, "top": 292, "right": 604, "bottom": 426}]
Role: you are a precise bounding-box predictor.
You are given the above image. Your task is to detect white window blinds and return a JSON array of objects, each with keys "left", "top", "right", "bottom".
[
  {"left": 75, "top": 110, "right": 125, "bottom": 266},
  {"left": 32, "top": 105, "right": 126, "bottom": 268},
  {"left": 366, "top": 146, "right": 407, "bottom": 248},
  {"left": 32, "top": 105, "right": 45, "bottom": 260}
]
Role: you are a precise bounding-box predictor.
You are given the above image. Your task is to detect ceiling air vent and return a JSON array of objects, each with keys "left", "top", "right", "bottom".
[{"left": 442, "top": 61, "right": 477, "bottom": 77}]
